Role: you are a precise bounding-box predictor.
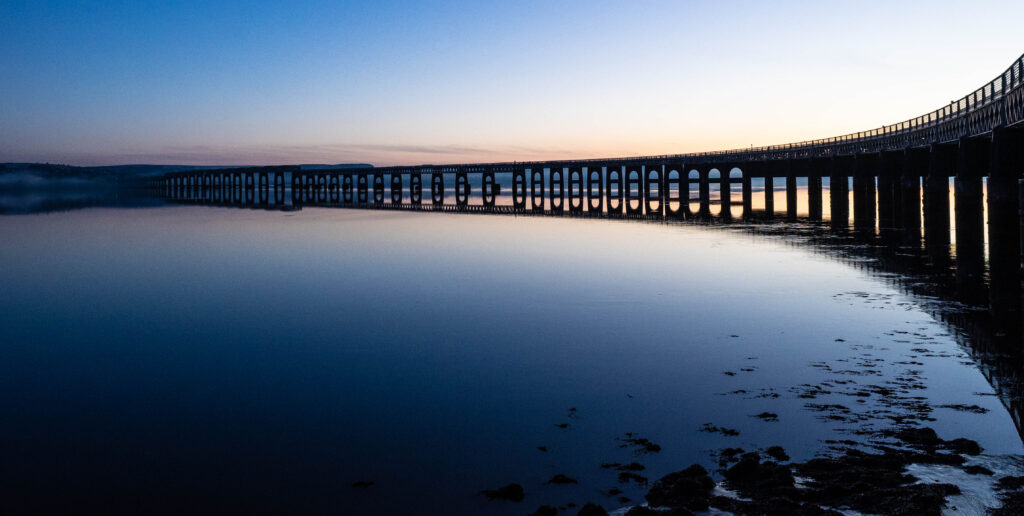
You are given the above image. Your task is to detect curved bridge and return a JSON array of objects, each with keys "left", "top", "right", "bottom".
[
  {"left": 161, "top": 51, "right": 1024, "bottom": 214},
  {"left": 161, "top": 51, "right": 1024, "bottom": 293}
]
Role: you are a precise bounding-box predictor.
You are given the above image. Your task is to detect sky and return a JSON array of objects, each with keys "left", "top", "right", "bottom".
[{"left": 1, "top": 0, "right": 1023, "bottom": 167}]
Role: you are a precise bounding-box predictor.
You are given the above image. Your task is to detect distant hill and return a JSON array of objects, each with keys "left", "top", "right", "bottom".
[{"left": 0, "top": 163, "right": 374, "bottom": 189}]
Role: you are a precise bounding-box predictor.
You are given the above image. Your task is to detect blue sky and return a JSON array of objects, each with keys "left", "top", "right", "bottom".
[{"left": 2, "top": 1, "right": 1023, "bottom": 166}]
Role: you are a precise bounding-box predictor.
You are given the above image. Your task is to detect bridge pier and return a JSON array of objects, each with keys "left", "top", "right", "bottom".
[
  {"left": 646, "top": 164, "right": 664, "bottom": 217},
  {"left": 955, "top": 137, "right": 987, "bottom": 304},
  {"left": 391, "top": 173, "right": 403, "bottom": 205},
  {"left": 607, "top": 165, "right": 623, "bottom": 216},
  {"left": 988, "top": 127, "right": 1024, "bottom": 334},
  {"left": 411, "top": 173, "right": 422, "bottom": 206},
  {"left": 808, "top": 159, "right": 823, "bottom": 221},
  {"left": 482, "top": 171, "right": 498, "bottom": 208},
  {"left": 512, "top": 168, "right": 527, "bottom": 211},
  {"left": 292, "top": 172, "right": 303, "bottom": 206},
  {"left": 275, "top": 172, "right": 285, "bottom": 205},
  {"left": 853, "top": 154, "right": 878, "bottom": 232},
  {"left": 878, "top": 151, "right": 902, "bottom": 231},
  {"left": 569, "top": 167, "right": 584, "bottom": 214},
  {"left": 587, "top": 166, "right": 604, "bottom": 215},
  {"left": 373, "top": 173, "right": 385, "bottom": 205},
  {"left": 531, "top": 167, "right": 545, "bottom": 212},
  {"left": 455, "top": 171, "right": 469, "bottom": 209},
  {"left": 763, "top": 167, "right": 775, "bottom": 218},
  {"left": 665, "top": 165, "right": 684, "bottom": 219},
  {"left": 358, "top": 174, "right": 369, "bottom": 204},
  {"left": 785, "top": 161, "right": 797, "bottom": 221},
  {"left": 742, "top": 173, "right": 753, "bottom": 218},
  {"left": 902, "top": 149, "right": 927, "bottom": 244},
  {"left": 924, "top": 144, "right": 956, "bottom": 259},
  {"left": 829, "top": 157, "right": 851, "bottom": 228},
  {"left": 720, "top": 165, "right": 733, "bottom": 220},
  {"left": 550, "top": 166, "right": 565, "bottom": 213}
]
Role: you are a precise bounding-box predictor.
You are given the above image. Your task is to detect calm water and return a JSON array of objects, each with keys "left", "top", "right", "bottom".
[{"left": 0, "top": 203, "right": 1021, "bottom": 514}]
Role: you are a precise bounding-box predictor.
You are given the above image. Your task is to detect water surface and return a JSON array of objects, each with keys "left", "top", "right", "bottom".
[{"left": 0, "top": 205, "right": 1019, "bottom": 514}]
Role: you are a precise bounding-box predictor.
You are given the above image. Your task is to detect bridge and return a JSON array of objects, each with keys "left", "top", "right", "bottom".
[
  {"left": 161, "top": 51, "right": 1024, "bottom": 218},
  {"left": 161, "top": 52, "right": 1024, "bottom": 314}
]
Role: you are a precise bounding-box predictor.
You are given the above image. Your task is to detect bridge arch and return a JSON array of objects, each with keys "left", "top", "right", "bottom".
[
  {"left": 688, "top": 169, "right": 701, "bottom": 215},
  {"left": 708, "top": 169, "right": 722, "bottom": 216},
  {"left": 728, "top": 167, "right": 744, "bottom": 218}
]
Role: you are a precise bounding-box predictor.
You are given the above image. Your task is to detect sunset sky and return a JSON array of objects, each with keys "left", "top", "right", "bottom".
[{"left": 2, "top": 0, "right": 1023, "bottom": 167}]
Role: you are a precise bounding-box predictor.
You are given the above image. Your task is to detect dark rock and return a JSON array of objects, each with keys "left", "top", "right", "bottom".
[
  {"left": 946, "top": 438, "right": 982, "bottom": 455},
  {"left": 351, "top": 480, "right": 373, "bottom": 488},
  {"left": 537, "top": 446, "right": 548, "bottom": 452},
  {"left": 617, "top": 462, "right": 645, "bottom": 471},
  {"left": 529, "top": 505, "right": 558, "bottom": 516},
  {"left": 754, "top": 412, "right": 779, "bottom": 422},
  {"left": 645, "top": 464, "right": 714, "bottom": 511},
  {"left": 723, "top": 453, "right": 797, "bottom": 500},
  {"left": 936, "top": 403, "right": 989, "bottom": 414},
  {"left": 481, "top": 483, "right": 524, "bottom": 502},
  {"left": 961, "top": 465, "right": 993, "bottom": 475},
  {"left": 699, "top": 423, "right": 739, "bottom": 436},
  {"left": 617, "top": 435, "right": 662, "bottom": 454},
  {"left": 764, "top": 446, "right": 790, "bottom": 462},
  {"left": 546, "top": 474, "right": 578, "bottom": 485},
  {"left": 992, "top": 490, "right": 1024, "bottom": 516},
  {"left": 997, "top": 475, "right": 1024, "bottom": 491},
  {"left": 577, "top": 502, "right": 607, "bottom": 516}
]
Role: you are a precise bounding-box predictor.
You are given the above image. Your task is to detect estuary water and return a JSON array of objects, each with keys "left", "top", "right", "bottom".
[{"left": 0, "top": 203, "right": 1022, "bottom": 515}]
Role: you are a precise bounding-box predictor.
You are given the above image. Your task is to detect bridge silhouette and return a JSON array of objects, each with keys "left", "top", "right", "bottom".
[
  {"left": 161, "top": 52, "right": 1024, "bottom": 326},
  {"left": 161, "top": 51, "right": 1024, "bottom": 220}
]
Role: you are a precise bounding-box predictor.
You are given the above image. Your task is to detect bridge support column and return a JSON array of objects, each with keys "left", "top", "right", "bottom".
[
  {"left": 646, "top": 164, "right": 664, "bottom": 217},
  {"left": 410, "top": 173, "right": 422, "bottom": 206},
  {"left": 625, "top": 165, "right": 643, "bottom": 216},
  {"left": 853, "top": 154, "right": 877, "bottom": 232},
  {"left": 903, "top": 149, "right": 927, "bottom": 245},
  {"left": 742, "top": 173, "right": 753, "bottom": 218},
  {"left": 568, "top": 167, "right": 584, "bottom": 214},
  {"left": 606, "top": 165, "right": 623, "bottom": 216},
  {"left": 587, "top": 166, "right": 604, "bottom": 215},
  {"left": 512, "top": 168, "right": 527, "bottom": 211},
  {"left": 391, "top": 173, "right": 404, "bottom": 205},
  {"left": 550, "top": 166, "right": 565, "bottom": 214},
  {"left": 720, "top": 166, "right": 732, "bottom": 220},
  {"left": 482, "top": 171, "right": 498, "bottom": 208},
  {"left": 924, "top": 144, "right": 955, "bottom": 260},
  {"left": 531, "top": 167, "right": 545, "bottom": 212},
  {"left": 785, "top": 161, "right": 797, "bottom": 221},
  {"left": 988, "top": 127, "right": 1024, "bottom": 334},
  {"left": 455, "top": 171, "right": 469, "bottom": 209},
  {"left": 878, "top": 152, "right": 901, "bottom": 231},
  {"left": 829, "top": 157, "right": 850, "bottom": 228},
  {"left": 955, "top": 137, "right": 986, "bottom": 304},
  {"left": 763, "top": 169, "right": 774, "bottom": 218},
  {"left": 808, "top": 166, "right": 823, "bottom": 221},
  {"left": 431, "top": 172, "right": 444, "bottom": 206}
]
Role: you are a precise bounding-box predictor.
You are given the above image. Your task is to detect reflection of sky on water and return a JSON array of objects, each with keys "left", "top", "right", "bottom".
[{"left": 0, "top": 207, "right": 1017, "bottom": 514}]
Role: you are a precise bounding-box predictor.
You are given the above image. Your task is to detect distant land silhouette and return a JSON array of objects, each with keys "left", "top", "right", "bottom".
[{"left": 0, "top": 163, "right": 373, "bottom": 189}]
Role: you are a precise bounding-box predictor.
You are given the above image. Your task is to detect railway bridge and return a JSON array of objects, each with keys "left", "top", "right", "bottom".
[{"left": 162, "top": 52, "right": 1024, "bottom": 313}]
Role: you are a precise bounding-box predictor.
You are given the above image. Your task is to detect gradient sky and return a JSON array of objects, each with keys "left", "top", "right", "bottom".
[{"left": 2, "top": 1, "right": 1023, "bottom": 167}]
